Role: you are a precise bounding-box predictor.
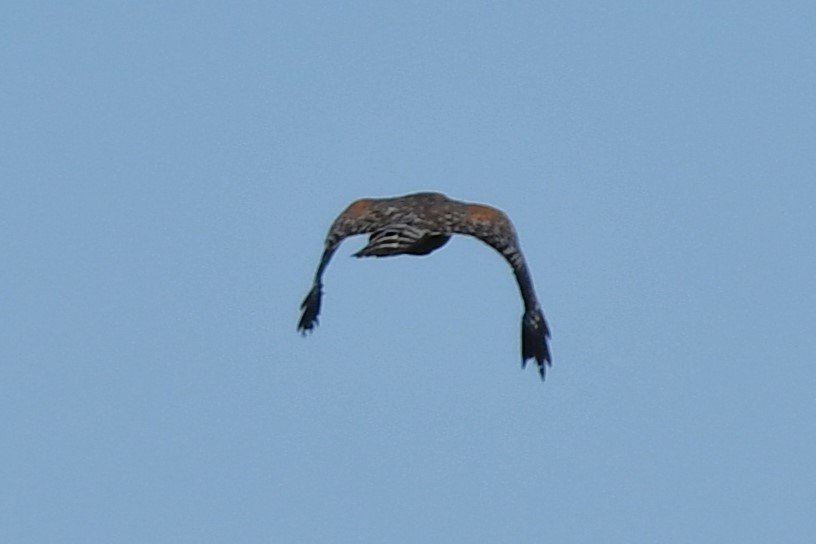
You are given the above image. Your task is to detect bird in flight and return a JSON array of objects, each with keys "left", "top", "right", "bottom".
[{"left": 297, "top": 192, "right": 552, "bottom": 379}]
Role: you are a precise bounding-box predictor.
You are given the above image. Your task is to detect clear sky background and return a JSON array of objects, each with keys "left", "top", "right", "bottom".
[{"left": 3, "top": 2, "right": 815, "bottom": 542}]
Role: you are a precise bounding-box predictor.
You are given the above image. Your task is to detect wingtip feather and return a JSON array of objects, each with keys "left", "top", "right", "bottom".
[
  {"left": 297, "top": 284, "right": 323, "bottom": 335},
  {"left": 521, "top": 308, "right": 552, "bottom": 381}
]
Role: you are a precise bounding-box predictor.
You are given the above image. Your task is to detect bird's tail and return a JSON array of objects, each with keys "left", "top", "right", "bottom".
[
  {"left": 298, "top": 284, "right": 323, "bottom": 334},
  {"left": 521, "top": 307, "right": 552, "bottom": 379}
]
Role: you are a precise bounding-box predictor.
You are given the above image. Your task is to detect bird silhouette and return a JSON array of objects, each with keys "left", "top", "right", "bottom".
[{"left": 297, "top": 192, "right": 552, "bottom": 379}]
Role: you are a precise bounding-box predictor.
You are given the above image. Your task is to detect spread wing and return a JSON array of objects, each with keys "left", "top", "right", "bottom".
[
  {"left": 298, "top": 198, "right": 452, "bottom": 334},
  {"left": 455, "top": 204, "right": 552, "bottom": 378},
  {"left": 297, "top": 200, "right": 372, "bottom": 334}
]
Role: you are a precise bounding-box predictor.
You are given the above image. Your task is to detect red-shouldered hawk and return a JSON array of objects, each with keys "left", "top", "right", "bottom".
[{"left": 297, "top": 192, "right": 552, "bottom": 379}]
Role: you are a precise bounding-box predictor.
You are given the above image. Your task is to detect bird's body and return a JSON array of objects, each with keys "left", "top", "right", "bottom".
[{"left": 298, "top": 192, "right": 552, "bottom": 379}]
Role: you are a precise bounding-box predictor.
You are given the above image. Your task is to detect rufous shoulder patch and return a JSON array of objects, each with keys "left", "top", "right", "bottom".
[
  {"left": 467, "top": 204, "right": 505, "bottom": 222},
  {"left": 343, "top": 198, "right": 372, "bottom": 218}
]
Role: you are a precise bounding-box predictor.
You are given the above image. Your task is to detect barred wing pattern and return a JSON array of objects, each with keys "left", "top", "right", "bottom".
[
  {"left": 353, "top": 225, "right": 451, "bottom": 257},
  {"left": 297, "top": 192, "right": 552, "bottom": 379}
]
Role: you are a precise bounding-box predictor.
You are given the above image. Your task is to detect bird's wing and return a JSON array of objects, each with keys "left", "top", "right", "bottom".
[
  {"left": 299, "top": 199, "right": 452, "bottom": 332},
  {"left": 297, "top": 200, "right": 374, "bottom": 334},
  {"left": 455, "top": 204, "right": 552, "bottom": 377}
]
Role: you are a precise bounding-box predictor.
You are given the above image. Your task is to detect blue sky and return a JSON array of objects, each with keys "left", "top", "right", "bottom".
[{"left": 3, "top": 1, "right": 815, "bottom": 542}]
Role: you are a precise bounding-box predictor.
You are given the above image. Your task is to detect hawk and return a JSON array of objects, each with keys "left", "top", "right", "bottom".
[{"left": 297, "top": 192, "right": 552, "bottom": 379}]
